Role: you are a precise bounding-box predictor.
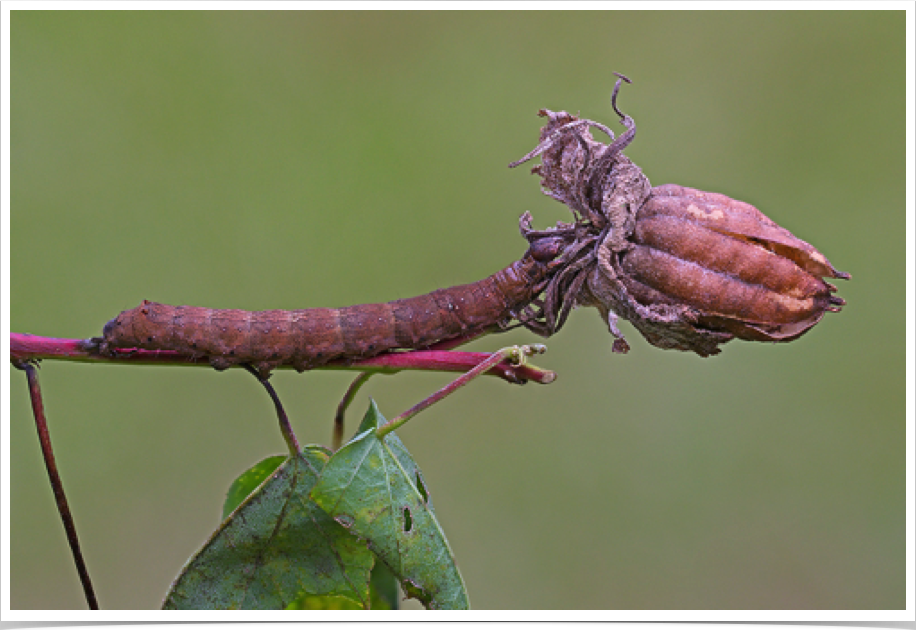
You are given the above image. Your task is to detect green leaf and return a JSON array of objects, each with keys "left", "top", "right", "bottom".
[
  {"left": 369, "top": 558, "right": 399, "bottom": 610},
  {"left": 163, "top": 446, "right": 374, "bottom": 610},
  {"left": 310, "top": 400, "right": 469, "bottom": 610},
  {"left": 222, "top": 455, "right": 287, "bottom": 520},
  {"left": 285, "top": 593, "right": 364, "bottom": 610},
  {"left": 283, "top": 557, "right": 400, "bottom": 610}
]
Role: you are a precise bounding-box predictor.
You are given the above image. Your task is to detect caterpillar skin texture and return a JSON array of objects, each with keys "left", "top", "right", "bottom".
[{"left": 100, "top": 253, "right": 551, "bottom": 377}]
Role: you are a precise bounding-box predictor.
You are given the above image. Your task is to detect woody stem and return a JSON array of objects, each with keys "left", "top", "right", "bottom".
[{"left": 13, "top": 360, "right": 99, "bottom": 610}]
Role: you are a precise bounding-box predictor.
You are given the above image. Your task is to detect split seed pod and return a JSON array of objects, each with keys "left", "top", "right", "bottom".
[{"left": 602, "top": 184, "right": 850, "bottom": 356}]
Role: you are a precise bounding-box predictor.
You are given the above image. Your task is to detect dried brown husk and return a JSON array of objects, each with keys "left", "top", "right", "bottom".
[{"left": 621, "top": 184, "right": 849, "bottom": 345}]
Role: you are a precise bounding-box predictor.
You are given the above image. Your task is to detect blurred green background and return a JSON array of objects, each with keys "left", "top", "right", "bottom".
[{"left": 10, "top": 11, "right": 905, "bottom": 610}]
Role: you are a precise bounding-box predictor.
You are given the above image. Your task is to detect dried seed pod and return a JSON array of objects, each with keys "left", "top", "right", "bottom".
[
  {"left": 513, "top": 75, "right": 849, "bottom": 357},
  {"left": 584, "top": 184, "right": 850, "bottom": 356}
]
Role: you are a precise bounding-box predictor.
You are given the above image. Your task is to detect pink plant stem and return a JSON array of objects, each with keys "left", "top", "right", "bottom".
[
  {"left": 376, "top": 345, "right": 537, "bottom": 438},
  {"left": 9, "top": 332, "right": 556, "bottom": 384}
]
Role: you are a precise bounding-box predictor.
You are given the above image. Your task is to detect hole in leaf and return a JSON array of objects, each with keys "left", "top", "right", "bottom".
[
  {"left": 402, "top": 507, "right": 412, "bottom": 532},
  {"left": 401, "top": 579, "right": 432, "bottom": 607},
  {"left": 415, "top": 472, "right": 429, "bottom": 504}
]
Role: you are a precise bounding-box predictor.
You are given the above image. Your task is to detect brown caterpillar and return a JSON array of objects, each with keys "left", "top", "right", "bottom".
[{"left": 98, "top": 239, "right": 565, "bottom": 378}]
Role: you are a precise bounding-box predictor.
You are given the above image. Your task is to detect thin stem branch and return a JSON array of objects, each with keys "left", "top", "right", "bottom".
[
  {"left": 14, "top": 361, "right": 99, "bottom": 610},
  {"left": 376, "top": 345, "right": 546, "bottom": 439},
  {"left": 333, "top": 372, "right": 374, "bottom": 451},
  {"left": 330, "top": 331, "right": 499, "bottom": 450},
  {"left": 10, "top": 333, "right": 556, "bottom": 385},
  {"left": 242, "top": 365, "right": 300, "bottom": 456}
]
